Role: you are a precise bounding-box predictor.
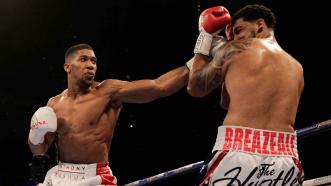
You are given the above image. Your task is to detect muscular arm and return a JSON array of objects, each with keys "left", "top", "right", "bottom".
[
  {"left": 187, "top": 39, "right": 252, "bottom": 97},
  {"left": 106, "top": 65, "right": 189, "bottom": 103}
]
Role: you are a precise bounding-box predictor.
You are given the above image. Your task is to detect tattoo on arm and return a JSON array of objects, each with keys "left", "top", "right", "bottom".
[{"left": 196, "top": 39, "right": 252, "bottom": 92}]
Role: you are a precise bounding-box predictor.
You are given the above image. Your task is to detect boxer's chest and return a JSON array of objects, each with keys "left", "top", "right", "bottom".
[{"left": 53, "top": 94, "right": 111, "bottom": 133}]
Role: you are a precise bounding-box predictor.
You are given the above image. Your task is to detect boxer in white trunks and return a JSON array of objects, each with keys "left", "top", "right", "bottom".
[
  {"left": 187, "top": 4, "right": 304, "bottom": 186},
  {"left": 28, "top": 43, "right": 190, "bottom": 185}
]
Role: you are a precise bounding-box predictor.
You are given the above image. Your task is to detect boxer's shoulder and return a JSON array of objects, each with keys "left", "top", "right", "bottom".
[{"left": 47, "top": 92, "right": 64, "bottom": 107}]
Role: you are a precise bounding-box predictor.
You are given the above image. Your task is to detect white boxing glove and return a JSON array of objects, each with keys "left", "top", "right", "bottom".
[{"left": 29, "top": 106, "right": 57, "bottom": 145}]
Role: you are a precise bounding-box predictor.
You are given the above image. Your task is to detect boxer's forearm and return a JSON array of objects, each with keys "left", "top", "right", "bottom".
[
  {"left": 28, "top": 132, "right": 55, "bottom": 155},
  {"left": 154, "top": 66, "right": 189, "bottom": 96},
  {"left": 187, "top": 54, "right": 213, "bottom": 97},
  {"left": 28, "top": 141, "right": 49, "bottom": 155}
]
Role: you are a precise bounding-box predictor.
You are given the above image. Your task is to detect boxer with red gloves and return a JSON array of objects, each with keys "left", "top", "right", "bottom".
[{"left": 188, "top": 5, "right": 305, "bottom": 186}]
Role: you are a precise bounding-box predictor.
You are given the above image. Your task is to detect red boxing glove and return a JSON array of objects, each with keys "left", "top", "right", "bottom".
[
  {"left": 226, "top": 23, "right": 234, "bottom": 41},
  {"left": 194, "top": 6, "right": 231, "bottom": 55},
  {"left": 199, "top": 6, "right": 231, "bottom": 35}
]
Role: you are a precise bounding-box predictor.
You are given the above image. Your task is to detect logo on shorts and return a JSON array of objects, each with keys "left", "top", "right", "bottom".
[
  {"left": 257, "top": 162, "right": 275, "bottom": 179},
  {"left": 212, "top": 165, "right": 301, "bottom": 186},
  {"left": 222, "top": 127, "right": 298, "bottom": 158}
]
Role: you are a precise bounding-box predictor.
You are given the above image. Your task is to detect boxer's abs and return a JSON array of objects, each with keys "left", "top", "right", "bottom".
[
  {"left": 58, "top": 133, "right": 111, "bottom": 163},
  {"left": 54, "top": 103, "right": 119, "bottom": 163}
]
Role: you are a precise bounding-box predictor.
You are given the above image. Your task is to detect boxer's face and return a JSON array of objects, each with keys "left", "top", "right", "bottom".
[
  {"left": 65, "top": 49, "right": 97, "bottom": 85},
  {"left": 233, "top": 18, "right": 257, "bottom": 40}
]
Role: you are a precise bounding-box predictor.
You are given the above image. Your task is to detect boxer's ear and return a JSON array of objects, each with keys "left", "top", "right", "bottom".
[
  {"left": 258, "top": 27, "right": 263, "bottom": 33},
  {"left": 256, "top": 18, "right": 265, "bottom": 34},
  {"left": 64, "top": 63, "right": 71, "bottom": 73}
]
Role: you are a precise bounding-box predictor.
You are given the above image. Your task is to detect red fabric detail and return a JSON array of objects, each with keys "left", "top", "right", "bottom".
[
  {"left": 96, "top": 162, "right": 117, "bottom": 186},
  {"left": 219, "top": 126, "right": 298, "bottom": 158},
  {"left": 199, "top": 150, "right": 229, "bottom": 186},
  {"left": 97, "top": 162, "right": 109, "bottom": 169},
  {"left": 223, "top": 128, "right": 233, "bottom": 149},
  {"left": 293, "top": 158, "right": 304, "bottom": 184}
]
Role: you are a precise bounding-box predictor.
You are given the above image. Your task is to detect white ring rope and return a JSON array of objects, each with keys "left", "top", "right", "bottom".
[{"left": 303, "top": 174, "right": 331, "bottom": 186}]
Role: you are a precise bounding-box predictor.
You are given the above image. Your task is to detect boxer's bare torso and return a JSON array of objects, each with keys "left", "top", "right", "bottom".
[
  {"left": 48, "top": 83, "right": 121, "bottom": 163},
  {"left": 189, "top": 37, "right": 303, "bottom": 132},
  {"left": 29, "top": 48, "right": 189, "bottom": 163}
]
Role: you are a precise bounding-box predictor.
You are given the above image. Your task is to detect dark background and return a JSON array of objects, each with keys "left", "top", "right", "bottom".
[{"left": 1, "top": 0, "right": 330, "bottom": 185}]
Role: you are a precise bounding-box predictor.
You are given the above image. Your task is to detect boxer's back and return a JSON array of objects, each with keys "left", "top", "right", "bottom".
[{"left": 223, "top": 38, "right": 304, "bottom": 132}]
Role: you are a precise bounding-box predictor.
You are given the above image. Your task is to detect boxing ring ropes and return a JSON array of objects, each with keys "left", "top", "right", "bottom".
[{"left": 123, "top": 119, "right": 331, "bottom": 186}]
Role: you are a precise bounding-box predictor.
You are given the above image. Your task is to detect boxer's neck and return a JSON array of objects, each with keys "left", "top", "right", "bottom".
[{"left": 67, "top": 81, "right": 92, "bottom": 98}]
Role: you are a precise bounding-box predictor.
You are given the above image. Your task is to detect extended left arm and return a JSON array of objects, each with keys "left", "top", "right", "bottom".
[{"left": 109, "top": 65, "right": 189, "bottom": 103}]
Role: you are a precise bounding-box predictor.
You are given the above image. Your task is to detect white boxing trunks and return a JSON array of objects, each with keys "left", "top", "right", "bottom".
[
  {"left": 40, "top": 162, "right": 117, "bottom": 186},
  {"left": 198, "top": 125, "right": 304, "bottom": 186}
]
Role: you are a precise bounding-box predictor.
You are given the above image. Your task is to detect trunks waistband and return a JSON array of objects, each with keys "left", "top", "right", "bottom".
[
  {"left": 212, "top": 125, "right": 298, "bottom": 158},
  {"left": 57, "top": 162, "right": 111, "bottom": 175}
]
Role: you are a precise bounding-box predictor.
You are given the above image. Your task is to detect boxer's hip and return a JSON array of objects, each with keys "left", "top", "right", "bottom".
[{"left": 198, "top": 125, "right": 304, "bottom": 186}]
